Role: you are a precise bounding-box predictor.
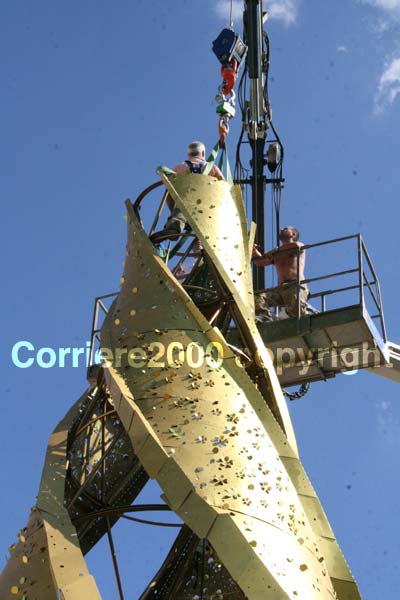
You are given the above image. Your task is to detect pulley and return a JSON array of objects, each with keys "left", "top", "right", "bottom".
[{"left": 212, "top": 28, "right": 247, "bottom": 69}]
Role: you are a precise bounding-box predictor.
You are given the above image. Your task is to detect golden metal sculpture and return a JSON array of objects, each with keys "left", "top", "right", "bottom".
[
  {"left": 0, "top": 169, "right": 362, "bottom": 598},
  {"left": 0, "top": 389, "right": 103, "bottom": 599}
]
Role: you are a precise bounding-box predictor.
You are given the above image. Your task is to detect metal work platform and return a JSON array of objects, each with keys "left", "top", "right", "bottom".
[
  {"left": 256, "top": 234, "right": 388, "bottom": 386},
  {"left": 259, "top": 304, "right": 386, "bottom": 386},
  {"left": 86, "top": 232, "right": 400, "bottom": 390}
]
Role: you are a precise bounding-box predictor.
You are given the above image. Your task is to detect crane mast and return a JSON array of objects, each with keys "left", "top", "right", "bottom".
[{"left": 244, "top": 0, "right": 269, "bottom": 290}]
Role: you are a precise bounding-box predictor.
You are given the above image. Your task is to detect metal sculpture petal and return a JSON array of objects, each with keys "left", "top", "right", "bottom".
[{"left": 0, "top": 390, "right": 102, "bottom": 600}]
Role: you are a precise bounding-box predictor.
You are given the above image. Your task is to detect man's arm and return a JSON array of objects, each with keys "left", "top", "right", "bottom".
[
  {"left": 252, "top": 245, "right": 276, "bottom": 267},
  {"left": 277, "top": 241, "right": 304, "bottom": 251},
  {"left": 210, "top": 165, "right": 225, "bottom": 181},
  {"left": 271, "top": 241, "right": 305, "bottom": 257}
]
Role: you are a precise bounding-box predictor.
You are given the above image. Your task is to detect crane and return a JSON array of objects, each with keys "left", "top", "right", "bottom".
[{"left": 1, "top": 3, "right": 399, "bottom": 599}]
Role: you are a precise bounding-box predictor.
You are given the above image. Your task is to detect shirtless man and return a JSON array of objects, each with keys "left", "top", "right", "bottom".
[{"left": 252, "top": 226, "right": 309, "bottom": 319}]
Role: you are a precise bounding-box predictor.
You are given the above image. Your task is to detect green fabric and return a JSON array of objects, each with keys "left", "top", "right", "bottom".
[
  {"left": 203, "top": 141, "right": 233, "bottom": 185},
  {"left": 203, "top": 141, "right": 220, "bottom": 176},
  {"left": 223, "top": 142, "right": 233, "bottom": 185},
  {"left": 157, "top": 165, "right": 176, "bottom": 176}
]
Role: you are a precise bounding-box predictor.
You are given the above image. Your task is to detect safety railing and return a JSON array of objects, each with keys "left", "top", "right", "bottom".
[
  {"left": 259, "top": 233, "right": 386, "bottom": 342},
  {"left": 96, "top": 180, "right": 388, "bottom": 363},
  {"left": 87, "top": 292, "right": 119, "bottom": 378}
]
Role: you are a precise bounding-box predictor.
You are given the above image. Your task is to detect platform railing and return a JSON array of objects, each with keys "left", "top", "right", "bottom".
[
  {"left": 267, "top": 233, "right": 387, "bottom": 342},
  {"left": 91, "top": 180, "right": 388, "bottom": 371},
  {"left": 132, "top": 183, "right": 387, "bottom": 341},
  {"left": 87, "top": 292, "right": 119, "bottom": 378}
]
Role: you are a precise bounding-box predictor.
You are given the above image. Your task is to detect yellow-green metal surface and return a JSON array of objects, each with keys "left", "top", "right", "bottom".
[
  {"left": 158, "top": 169, "right": 298, "bottom": 451},
  {"left": 0, "top": 390, "right": 102, "bottom": 600},
  {"left": 0, "top": 172, "right": 361, "bottom": 599},
  {"left": 139, "top": 527, "right": 248, "bottom": 599},
  {"left": 100, "top": 172, "right": 361, "bottom": 599}
]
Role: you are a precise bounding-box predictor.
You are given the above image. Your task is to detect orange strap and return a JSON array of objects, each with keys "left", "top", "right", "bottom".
[{"left": 220, "top": 58, "right": 238, "bottom": 96}]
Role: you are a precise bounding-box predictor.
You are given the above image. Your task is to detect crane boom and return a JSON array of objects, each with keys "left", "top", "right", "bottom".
[{"left": 244, "top": 0, "right": 269, "bottom": 290}]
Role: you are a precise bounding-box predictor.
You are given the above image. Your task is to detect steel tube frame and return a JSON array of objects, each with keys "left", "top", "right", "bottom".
[
  {"left": 66, "top": 430, "right": 123, "bottom": 509},
  {"left": 72, "top": 504, "right": 173, "bottom": 523}
]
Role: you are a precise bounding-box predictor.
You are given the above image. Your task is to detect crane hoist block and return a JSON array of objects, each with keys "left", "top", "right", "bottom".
[{"left": 212, "top": 28, "right": 247, "bottom": 68}]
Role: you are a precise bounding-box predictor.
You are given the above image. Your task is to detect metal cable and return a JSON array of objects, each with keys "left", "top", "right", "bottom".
[{"left": 283, "top": 383, "right": 311, "bottom": 400}]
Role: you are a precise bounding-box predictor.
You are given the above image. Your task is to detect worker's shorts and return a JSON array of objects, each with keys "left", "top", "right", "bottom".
[
  {"left": 164, "top": 208, "right": 187, "bottom": 233},
  {"left": 255, "top": 281, "right": 309, "bottom": 319}
]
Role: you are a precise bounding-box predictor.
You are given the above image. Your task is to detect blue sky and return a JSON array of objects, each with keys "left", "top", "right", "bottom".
[{"left": 2, "top": 1, "right": 400, "bottom": 598}]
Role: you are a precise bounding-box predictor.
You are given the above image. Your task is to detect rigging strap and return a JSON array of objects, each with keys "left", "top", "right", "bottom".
[{"left": 204, "top": 141, "right": 233, "bottom": 185}]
